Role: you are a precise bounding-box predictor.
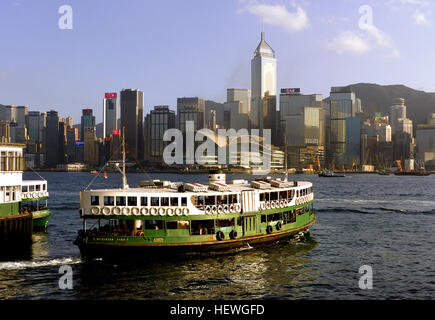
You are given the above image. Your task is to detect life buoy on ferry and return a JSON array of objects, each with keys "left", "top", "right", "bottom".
[
  {"left": 175, "top": 208, "right": 183, "bottom": 216},
  {"left": 276, "top": 221, "right": 282, "bottom": 231},
  {"left": 101, "top": 207, "right": 111, "bottom": 216},
  {"left": 223, "top": 204, "right": 229, "bottom": 214},
  {"left": 167, "top": 208, "right": 175, "bottom": 216},
  {"left": 158, "top": 207, "right": 166, "bottom": 216},
  {"left": 91, "top": 207, "right": 100, "bottom": 215},
  {"left": 182, "top": 208, "right": 189, "bottom": 216},
  {"left": 283, "top": 200, "right": 288, "bottom": 207},
  {"left": 211, "top": 205, "right": 218, "bottom": 214},
  {"left": 205, "top": 206, "right": 212, "bottom": 215},
  {"left": 265, "top": 202, "right": 271, "bottom": 210},
  {"left": 266, "top": 225, "right": 273, "bottom": 234},
  {"left": 136, "top": 231, "right": 144, "bottom": 237},
  {"left": 150, "top": 207, "right": 158, "bottom": 216},
  {"left": 217, "top": 206, "right": 224, "bottom": 214},
  {"left": 280, "top": 200, "right": 285, "bottom": 208},
  {"left": 216, "top": 231, "right": 225, "bottom": 241},
  {"left": 140, "top": 207, "right": 149, "bottom": 215},
  {"left": 112, "top": 207, "right": 121, "bottom": 215},
  {"left": 235, "top": 204, "right": 241, "bottom": 212},
  {"left": 32, "top": 192, "right": 38, "bottom": 198},
  {"left": 271, "top": 201, "right": 276, "bottom": 209},
  {"left": 39, "top": 191, "right": 44, "bottom": 197},
  {"left": 229, "top": 204, "right": 235, "bottom": 212},
  {"left": 131, "top": 207, "right": 140, "bottom": 216},
  {"left": 122, "top": 207, "right": 131, "bottom": 216}
]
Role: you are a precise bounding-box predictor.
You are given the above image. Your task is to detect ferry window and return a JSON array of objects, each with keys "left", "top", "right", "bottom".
[
  {"left": 270, "top": 192, "right": 278, "bottom": 201},
  {"left": 141, "top": 197, "right": 148, "bottom": 206},
  {"left": 231, "top": 194, "right": 238, "bottom": 203},
  {"left": 145, "top": 220, "right": 164, "bottom": 230},
  {"left": 170, "top": 197, "right": 178, "bottom": 206},
  {"left": 36, "top": 185, "right": 41, "bottom": 191},
  {"left": 91, "top": 196, "right": 100, "bottom": 206},
  {"left": 191, "top": 220, "right": 215, "bottom": 235},
  {"left": 217, "top": 218, "right": 234, "bottom": 228},
  {"left": 104, "top": 196, "right": 114, "bottom": 206},
  {"left": 259, "top": 193, "right": 266, "bottom": 201},
  {"left": 181, "top": 197, "right": 187, "bottom": 206},
  {"left": 279, "top": 191, "right": 287, "bottom": 200},
  {"left": 29, "top": 185, "right": 34, "bottom": 192},
  {"left": 289, "top": 190, "right": 294, "bottom": 199},
  {"left": 194, "top": 196, "right": 204, "bottom": 208},
  {"left": 151, "top": 197, "right": 159, "bottom": 206},
  {"left": 167, "top": 220, "right": 190, "bottom": 230},
  {"left": 116, "top": 196, "right": 126, "bottom": 206},
  {"left": 205, "top": 196, "right": 216, "bottom": 206},
  {"left": 43, "top": 184, "right": 46, "bottom": 191},
  {"left": 128, "top": 197, "right": 137, "bottom": 206},
  {"left": 21, "top": 186, "right": 28, "bottom": 192},
  {"left": 217, "top": 195, "right": 227, "bottom": 205},
  {"left": 161, "top": 197, "right": 169, "bottom": 206}
]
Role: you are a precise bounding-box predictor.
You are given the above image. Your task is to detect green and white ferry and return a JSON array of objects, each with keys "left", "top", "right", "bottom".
[
  {"left": 0, "top": 142, "right": 51, "bottom": 249},
  {"left": 75, "top": 170, "right": 316, "bottom": 259}
]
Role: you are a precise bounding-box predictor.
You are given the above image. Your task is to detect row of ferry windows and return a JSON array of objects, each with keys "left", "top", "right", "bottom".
[
  {"left": 258, "top": 187, "right": 312, "bottom": 202},
  {"left": 91, "top": 195, "right": 188, "bottom": 207},
  {"left": 21, "top": 185, "right": 46, "bottom": 192}
]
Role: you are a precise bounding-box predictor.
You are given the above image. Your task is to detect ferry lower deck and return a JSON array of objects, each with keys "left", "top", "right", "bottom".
[{"left": 75, "top": 200, "right": 315, "bottom": 259}]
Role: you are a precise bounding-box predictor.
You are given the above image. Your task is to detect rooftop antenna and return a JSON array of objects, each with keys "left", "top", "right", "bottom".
[{"left": 261, "top": 16, "right": 264, "bottom": 40}]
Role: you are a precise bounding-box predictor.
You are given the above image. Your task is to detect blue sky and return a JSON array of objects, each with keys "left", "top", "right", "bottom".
[{"left": 0, "top": 0, "right": 434, "bottom": 123}]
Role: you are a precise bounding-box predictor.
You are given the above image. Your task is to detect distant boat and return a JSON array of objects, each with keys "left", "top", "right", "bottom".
[
  {"left": 90, "top": 170, "right": 98, "bottom": 174},
  {"left": 394, "top": 171, "right": 430, "bottom": 176},
  {"left": 378, "top": 171, "right": 390, "bottom": 175},
  {"left": 103, "top": 172, "right": 108, "bottom": 179},
  {"left": 318, "top": 170, "right": 345, "bottom": 177}
]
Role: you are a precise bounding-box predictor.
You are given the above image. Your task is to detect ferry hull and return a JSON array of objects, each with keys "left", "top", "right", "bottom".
[
  {"left": 32, "top": 210, "right": 52, "bottom": 231},
  {"left": 76, "top": 218, "right": 316, "bottom": 260}
]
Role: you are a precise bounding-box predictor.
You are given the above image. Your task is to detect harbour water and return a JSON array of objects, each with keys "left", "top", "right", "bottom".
[{"left": 0, "top": 172, "right": 434, "bottom": 299}]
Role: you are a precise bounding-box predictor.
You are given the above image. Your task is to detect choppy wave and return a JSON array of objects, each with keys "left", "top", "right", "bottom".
[{"left": 0, "top": 257, "right": 81, "bottom": 270}]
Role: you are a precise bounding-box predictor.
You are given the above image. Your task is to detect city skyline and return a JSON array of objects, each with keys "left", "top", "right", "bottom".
[{"left": 1, "top": 0, "right": 434, "bottom": 123}]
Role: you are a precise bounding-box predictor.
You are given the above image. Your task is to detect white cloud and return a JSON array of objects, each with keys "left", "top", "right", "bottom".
[
  {"left": 239, "top": 2, "right": 309, "bottom": 33},
  {"left": 413, "top": 9, "right": 431, "bottom": 26},
  {"left": 328, "top": 31, "right": 370, "bottom": 55}
]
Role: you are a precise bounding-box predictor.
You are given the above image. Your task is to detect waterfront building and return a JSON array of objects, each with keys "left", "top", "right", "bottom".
[
  {"left": 80, "top": 109, "right": 95, "bottom": 141},
  {"left": 177, "top": 97, "right": 205, "bottom": 133},
  {"left": 84, "top": 126, "right": 99, "bottom": 165},
  {"left": 149, "top": 106, "right": 176, "bottom": 164},
  {"left": 328, "top": 86, "right": 358, "bottom": 168},
  {"left": 103, "top": 92, "right": 118, "bottom": 139},
  {"left": 45, "top": 110, "right": 60, "bottom": 167},
  {"left": 427, "top": 113, "right": 435, "bottom": 125},
  {"left": 120, "top": 89, "right": 144, "bottom": 160},
  {"left": 66, "top": 127, "right": 78, "bottom": 163},
  {"left": 280, "top": 89, "right": 324, "bottom": 169},
  {"left": 251, "top": 31, "right": 276, "bottom": 130},
  {"left": 58, "top": 121, "right": 67, "bottom": 165},
  {"left": 390, "top": 98, "right": 407, "bottom": 135},
  {"left": 205, "top": 100, "right": 225, "bottom": 129},
  {"left": 416, "top": 123, "right": 435, "bottom": 169}
]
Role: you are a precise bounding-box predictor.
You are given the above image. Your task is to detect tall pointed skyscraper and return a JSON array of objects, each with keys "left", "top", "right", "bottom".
[{"left": 251, "top": 30, "right": 277, "bottom": 130}]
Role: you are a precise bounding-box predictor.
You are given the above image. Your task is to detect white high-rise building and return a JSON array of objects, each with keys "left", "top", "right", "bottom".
[
  {"left": 390, "top": 98, "right": 407, "bottom": 134},
  {"left": 251, "top": 31, "right": 276, "bottom": 129}
]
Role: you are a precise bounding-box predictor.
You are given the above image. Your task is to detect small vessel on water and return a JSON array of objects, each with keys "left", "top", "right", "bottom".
[
  {"left": 0, "top": 142, "right": 52, "bottom": 252},
  {"left": 318, "top": 170, "right": 345, "bottom": 177},
  {"left": 74, "top": 132, "right": 316, "bottom": 260}
]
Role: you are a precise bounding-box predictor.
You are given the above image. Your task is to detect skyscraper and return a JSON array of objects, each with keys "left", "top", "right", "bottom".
[
  {"left": 251, "top": 31, "right": 277, "bottom": 129},
  {"left": 80, "top": 109, "right": 95, "bottom": 141},
  {"left": 45, "top": 110, "right": 60, "bottom": 167},
  {"left": 177, "top": 97, "right": 205, "bottom": 133},
  {"left": 103, "top": 92, "right": 118, "bottom": 139},
  {"left": 147, "top": 106, "right": 175, "bottom": 163},
  {"left": 226, "top": 89, "right": 251, "bottom": 131},
  {"left": 120, "top": 89, "right": 144, "bottom": 160}
]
